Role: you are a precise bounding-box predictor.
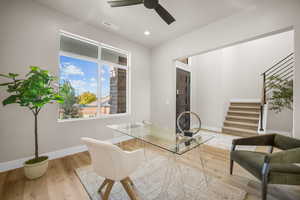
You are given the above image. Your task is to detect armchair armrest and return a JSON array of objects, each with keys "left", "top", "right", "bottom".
[
  {"left": 232, "top": 134, "right": 276, "bottom": 147},
  {"left": 267, "top": 147, "right": 300, "bottom": 164}
]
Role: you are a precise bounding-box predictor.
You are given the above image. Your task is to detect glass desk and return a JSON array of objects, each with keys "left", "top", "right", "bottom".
[
  {"left": 107, "top": 122, "right": 215, "bottom": 155},
  {"left": 107, "top": 122, "right": 217, "bottom": 199}
]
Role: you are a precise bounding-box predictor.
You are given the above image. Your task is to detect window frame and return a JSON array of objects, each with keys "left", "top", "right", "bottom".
[{"left": 58, "top": 31, "right": 131, "bottom": 122}]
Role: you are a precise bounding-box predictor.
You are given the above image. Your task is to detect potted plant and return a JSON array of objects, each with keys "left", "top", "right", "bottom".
[
  {"left": 0, "top": 66, "right": 63, "bottom": 179},
  {"left": 268, "top": 75, "right": 293, "bottom": 113}
]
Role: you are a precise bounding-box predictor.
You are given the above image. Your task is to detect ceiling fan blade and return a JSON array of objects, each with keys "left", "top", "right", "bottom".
[
  {"left": 154, "top": 4, "right": 175, "bottom": 25},
  {"left": 107, "top": 0, "right": 143, "bottom": 7}
]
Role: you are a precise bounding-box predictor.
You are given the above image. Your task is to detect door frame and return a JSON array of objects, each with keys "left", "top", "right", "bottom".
[{"left": 175, "top": 61, "right": 192, "bottom": 133}]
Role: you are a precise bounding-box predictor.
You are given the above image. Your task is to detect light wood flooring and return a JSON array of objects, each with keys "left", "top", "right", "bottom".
[{"left": 0, "top": 139, "right": 300, "bottom": 200}]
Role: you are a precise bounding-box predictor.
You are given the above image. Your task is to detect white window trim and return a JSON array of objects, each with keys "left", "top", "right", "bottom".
[
  {"left": 60, "top": 30, "right": 99, "bottom": 46},
  {"left": 58, "top": 31, "right": 131, "bottom": 122}
]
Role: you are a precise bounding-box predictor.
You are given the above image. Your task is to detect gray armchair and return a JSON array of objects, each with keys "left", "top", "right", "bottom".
[{"left": 230, "top": 134, "right": 300, "bottom": 200}]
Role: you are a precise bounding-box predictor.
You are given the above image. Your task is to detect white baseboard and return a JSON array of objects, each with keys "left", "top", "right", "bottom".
[
  {"left": 201, "top": 126, "right": 222, "bottom": 132},
  {"left": 0, "top": 136, "right": 133, "bottom": 173}
]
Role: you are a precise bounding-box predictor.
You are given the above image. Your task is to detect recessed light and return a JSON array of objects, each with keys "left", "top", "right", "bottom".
[{"left": 144, "top": 30, "right": 151, "bottom": 36}]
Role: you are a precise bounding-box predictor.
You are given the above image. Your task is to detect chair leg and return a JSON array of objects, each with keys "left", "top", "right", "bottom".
[
  {"left": 98, "top": 179, "right": 109, "bottom": 193},
  {"left": 262, "top": 180, "right": 268, "bottom": 200},
  {"left": 126, "top": 177, "right": 134, "bottom": 187},
  {"left": 102, "top": 180, "right": 115, "bottom": 200},
  {"left": 121, "top": 178, "right": 138, "bottom": 200},
  {"left": 230, "top": 160, "right": 234, "bottom": 175},
  {"left": 261, "top": 162, "right": 270, "bottom": 200}
]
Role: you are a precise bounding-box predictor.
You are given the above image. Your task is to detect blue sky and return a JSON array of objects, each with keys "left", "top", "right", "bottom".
[{"left": 60, "top": 55, "right": 110, "bottom": 97}]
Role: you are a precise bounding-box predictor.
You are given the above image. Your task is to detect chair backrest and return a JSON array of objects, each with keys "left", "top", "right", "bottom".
[
  {"left": 274, "top": 134, "right": 300, "bottom": 150},
  {"left": 81, "top": 137, "right": 126, "bottom": 180}
]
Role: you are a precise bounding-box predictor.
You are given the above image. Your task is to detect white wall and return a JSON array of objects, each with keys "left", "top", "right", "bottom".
[
  {"left": 190, "top": 31, "right": 294, "bottom": 132},
  {"left": 150, "top": 0, "right": 300, "bottom": 138},
  {"left": 266, "top": 108, "right": 293, "bottom": 135},
  {"left": 0, "top": 0, "right": 151, "bottom": 162},
  {"left": 190, "top": 50, "right": 224, "bottom": 130}
]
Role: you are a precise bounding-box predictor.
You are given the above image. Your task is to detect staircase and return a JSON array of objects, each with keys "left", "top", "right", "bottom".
[
  {"left": 222, "top": 52, "right": 294, "bottom": 137},
  {"left": 222, "top": 102, "right": 260, "bottom": 137}
]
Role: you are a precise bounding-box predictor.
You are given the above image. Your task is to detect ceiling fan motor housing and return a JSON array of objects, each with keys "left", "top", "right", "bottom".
[{"left": 144, "top": 0, "right": 159, "bottom": 9}]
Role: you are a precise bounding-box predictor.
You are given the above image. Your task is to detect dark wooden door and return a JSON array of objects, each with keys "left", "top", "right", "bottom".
[{"left": 176, "top": 68, "right": 191, "bottom": 132}]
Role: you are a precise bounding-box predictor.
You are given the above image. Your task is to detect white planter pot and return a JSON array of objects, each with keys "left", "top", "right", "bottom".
[{"left": 24, "top": 157, "right": 49, "bottom": 179}]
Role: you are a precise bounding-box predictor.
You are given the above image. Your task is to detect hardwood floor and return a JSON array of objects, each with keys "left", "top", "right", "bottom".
[{"left": 0, "top": 140, "right": 299, "bottom": 200}]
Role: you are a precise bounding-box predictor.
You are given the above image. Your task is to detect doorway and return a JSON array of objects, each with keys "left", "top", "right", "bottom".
[{"left": 176, "top": 68, "right": 191, "bottom": 132}]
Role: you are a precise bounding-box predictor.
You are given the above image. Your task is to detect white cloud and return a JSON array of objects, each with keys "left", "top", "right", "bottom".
[
  {"left": 90, "top": 82, "right": 97, "bottom": 87},
  {"left": 101, "top": 77, "right": 105, "bottom": 82},
  {"left": 90, "top": 77, "right": 97, "bottom": 82},
  {"left": 62, "top": 64, "right": 84, "bottom": 76},
  {"left": 70, "top": 80, "right": 86, "bottom": 88},
  {"left": 69, "top": 80, "right": 87, "bottom": 95}
]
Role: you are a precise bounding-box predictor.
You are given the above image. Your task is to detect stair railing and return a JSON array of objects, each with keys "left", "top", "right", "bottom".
[{"left": 259, "top": 52, "right": 294, "bottom": 131}]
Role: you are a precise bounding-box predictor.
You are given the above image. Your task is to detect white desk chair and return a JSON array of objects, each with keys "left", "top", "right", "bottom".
[{"left": 81, "top": 137, "right": 144, "bottom": 200}]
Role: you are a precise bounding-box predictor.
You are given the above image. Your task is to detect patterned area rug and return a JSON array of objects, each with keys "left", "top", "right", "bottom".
[
  {"left": 200, "top": 131, "right": 257, "bottom": 151},
  {"left": 75, "top": 150, "right": 247, "bottom": 200}
]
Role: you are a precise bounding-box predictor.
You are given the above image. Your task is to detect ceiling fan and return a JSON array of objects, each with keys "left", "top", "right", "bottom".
[{"left": 107, "top": 0, "right": 176, "bottom": 25}]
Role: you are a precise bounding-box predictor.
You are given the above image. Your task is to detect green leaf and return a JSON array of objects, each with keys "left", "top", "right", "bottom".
[
  {"left": 0, "top": 74, "right": 10, "bottom": 78},
  {"left": 8, "top": 73, "right": 19, "bottom": 78},
  {"left": 30, "top": 66, "right": 39, "bottom": 71},
  {"left": 0, "top": 82, "right": 12, "bottom": 86},
  {"left": 2, "top": 95, "right": 18, "bottom": 106},
  {"left": 267, "top": 75, "right": 293, "bottom": 113},
  {"left": 1, "top": 66, "right": 64, "bottom": 111}
]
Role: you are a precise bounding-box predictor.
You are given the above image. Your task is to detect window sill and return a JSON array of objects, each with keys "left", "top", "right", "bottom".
[{"left": 57, "top": 113, "right": 130, "bottom": 123}]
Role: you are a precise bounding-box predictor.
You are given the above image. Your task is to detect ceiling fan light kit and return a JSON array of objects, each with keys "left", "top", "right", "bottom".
[{"left": 107, "top": 0, "right": 176, "bottom": 25}]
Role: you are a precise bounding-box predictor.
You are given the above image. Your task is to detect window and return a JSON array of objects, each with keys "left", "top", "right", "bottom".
[{"left": 58, "top": 32, "right": 129, "bottom": 121}]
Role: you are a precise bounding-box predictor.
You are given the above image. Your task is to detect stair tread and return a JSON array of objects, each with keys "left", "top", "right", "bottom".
[
  {"left": 222, "top": 131, "right": 257, "bottom": 137},
  {"left": 222, "top": 126, "right": 258, "bottom": 134},
  {"left": 227, "top": 115, "right": 259, "bottom": 120},
  {"left": 228, "top": 111, "right": 260, "bottom": 114},
  {"left": 230, "top": 106, "right": 260, "bottom": 109},
  {"left": 224, "top": 120, "right": 258, "bottom": 127},
  {"left": 231, "top": 102, "right": 260, "bottom": 104}
]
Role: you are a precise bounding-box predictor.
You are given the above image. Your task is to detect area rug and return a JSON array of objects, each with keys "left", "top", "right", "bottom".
[
  {"left": 200, "top": 131, "right": 256, "bottom": 151},
  {"left": 75, "top": 151, "right": 247, "bottom": 200}
]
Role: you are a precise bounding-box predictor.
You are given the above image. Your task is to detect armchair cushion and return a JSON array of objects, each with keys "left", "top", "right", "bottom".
[
  {"left": 268, "top": 147, "right": 300, "bottom": 164},
  {"left": 231, "top": 150, "right": 300, "bottom": 185},
  {"left": 269, "top": 170, "right": 300, "bottom": 185},
  {"left": 232, "top": 134, "right": 300, "bottom": 150},
  {"left": 232, "top": 134, "right": 275, "bottom": 147},
  {"left": 270, "top": 163, "right": 300, "bottom": 174},
  {"left": 274, "top": 134, "right": 300, "bottom": 150}
]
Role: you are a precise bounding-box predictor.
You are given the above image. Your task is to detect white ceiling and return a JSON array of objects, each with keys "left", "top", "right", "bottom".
[{"left": 34, "top": 0, "right": 262, "bottom": 48}]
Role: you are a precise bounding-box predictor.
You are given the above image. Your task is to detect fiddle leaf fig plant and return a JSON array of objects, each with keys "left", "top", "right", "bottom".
[
  {"left": 267, "top": 75, "right": 293, "bottom": 113},
  {"left": 0, "top": 66, "right": 64, "bottom": 164}
]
